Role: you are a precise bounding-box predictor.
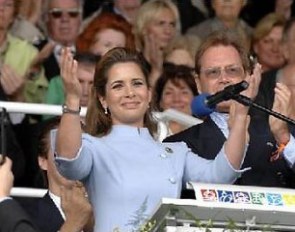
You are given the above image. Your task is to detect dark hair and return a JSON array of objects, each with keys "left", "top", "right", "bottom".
[
  {"left": 153, "top": 62, "right": 198, "bottom": 111},
  {"left": 85, "top": 47, "right": 157, "bottom": 136},
  {"left": 74, "top": 52, "right": 101, "bottom": 66},
  {"left": 36, "top": 116, "right": 61, "bottom": 187},
  {"left": 37, "top": 117, "right": 61, "bottom": 159},
  {"left": 195, "top": 29, "right": 251, "bottom": 75}
]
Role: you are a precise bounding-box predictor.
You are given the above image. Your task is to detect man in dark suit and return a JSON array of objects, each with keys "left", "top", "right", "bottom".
[
  {"left": 0, "top": 199, "right": 39, "bottom": 232},
  {"left": 0, "top": 157, "right": 39, "bottom": 232},
  {"left": 18, "top": 192, "right": 64, "bottom": 232},
  {"left": 164, "top": 30, "right": 295, "bottom": 197},
  {"left": 0, "top": 155, "right": 93, "bottom": 232},
  {"left": 17, "top": 117, "right": 94, "bottom": 232}
]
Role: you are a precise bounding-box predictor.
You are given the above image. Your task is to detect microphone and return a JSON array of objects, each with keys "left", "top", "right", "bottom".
[{"left": 191, "top": 81, "right": 249, "bottom": 117}]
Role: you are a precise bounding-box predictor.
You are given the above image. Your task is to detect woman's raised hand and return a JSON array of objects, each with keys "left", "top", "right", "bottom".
[{"left": 60, "top": 48, "right": 81, "bottom": 103}]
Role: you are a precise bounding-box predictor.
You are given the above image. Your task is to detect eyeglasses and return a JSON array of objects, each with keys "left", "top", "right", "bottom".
[
  {"left": 200, "top": 65, "right": 244, "bottom": 80},
  {"left": 48, "top": 8, "right": 81, "bottom": 19}
]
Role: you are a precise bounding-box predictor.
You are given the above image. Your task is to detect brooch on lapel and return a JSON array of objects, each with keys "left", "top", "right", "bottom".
[{"left": 165, "top": 147, "right": 173, "bottom": 154}]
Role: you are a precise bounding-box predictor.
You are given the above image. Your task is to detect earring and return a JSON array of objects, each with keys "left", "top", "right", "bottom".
[{"left": 104, "top": 107, "right": 108, "bottom": 115}]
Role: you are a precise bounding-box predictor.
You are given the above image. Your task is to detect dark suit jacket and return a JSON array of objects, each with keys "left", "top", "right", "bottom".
[
  {"left": 17, "top": 192, "right": 64, "bottom": 232},
  {"left": 164, "top": 116, "right": 295, "bottom": 192},
  {"left": 0, "top": 199, "right": 39, "bottom": 232},
  {"left": 249, "top": 69, "right": 277, "bottom": 119}
]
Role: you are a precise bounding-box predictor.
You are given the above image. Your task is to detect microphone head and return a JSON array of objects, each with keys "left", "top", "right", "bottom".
[{"left": 191, "top": 93, "right": 215, "bottom": 117}]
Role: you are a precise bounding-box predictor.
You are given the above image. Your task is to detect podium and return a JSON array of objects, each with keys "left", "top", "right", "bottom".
[{"left": 149, "top": 183, "right": 295, "bottom": 231}]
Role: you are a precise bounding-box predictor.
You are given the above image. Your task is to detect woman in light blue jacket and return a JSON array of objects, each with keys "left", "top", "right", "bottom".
[{"left": 52, "top": 46, "right": 260, "bottom": 232}]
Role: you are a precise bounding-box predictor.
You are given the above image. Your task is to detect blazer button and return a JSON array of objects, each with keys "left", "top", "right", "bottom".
[
  {"left": 169, "top": 177, "right": 176, "bottom": 184},
  {"left": 160, "top": 153, "right": 167, "bottom": 158}
]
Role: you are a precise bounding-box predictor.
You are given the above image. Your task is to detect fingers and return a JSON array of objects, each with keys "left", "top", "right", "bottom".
[
  {"left": 243, "top": 63, "right": 262, "bottom": 99},
  {"left": 61, "top": 183, "right": 90, "bottom": 215},
  {"left": 272, "top": 82, "right": 292, "bottom": 115},
  {"left": 0, "top": 156, "right": 12, "bottom": 169},
  {"left": 274, "top": 83, "right": 291, "bottom": 105},
  {"left": 143, "top": 34, "right": 163, "bottom": 65},
  {"left": 30, "top": 41, "right": 55, "bottom": 69},
  {"left": 60, "top": 48, "right": 81, "bottom": 102},
  {"left": 0, "top": 156, "right": 14, "bottom": 197},
  {"left": 28, "top": 42, "right": 55, "bottom": 79},
  {"left": 251, "top": 63, "right": 262, "bottom": 86},
  {"left": 0, "top": 65, "right": 14, "bottom": 93},
  {"left": 227, "top": 103, "right": 236, "bottom": 130},
  {"left": 275, "top": 82, "right": 291, "bottom": 101},
  {"left": 0, "top": 65, "right": 25, "bottom": 96},
  {"left": 72, "top": 60, "right": 78, "bottom": 82},
  {"left": 60, "top": 48, "right": 78, "bottom": 85}
]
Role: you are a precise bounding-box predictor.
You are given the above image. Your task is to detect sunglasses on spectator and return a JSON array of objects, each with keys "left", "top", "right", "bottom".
[{"left": 48, "top": 8, "right": 81, "bottom": 19}]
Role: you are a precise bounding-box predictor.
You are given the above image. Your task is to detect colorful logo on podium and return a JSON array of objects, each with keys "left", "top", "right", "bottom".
[{"left": 198, "top": 188, "right": 295, "bottom": 208}]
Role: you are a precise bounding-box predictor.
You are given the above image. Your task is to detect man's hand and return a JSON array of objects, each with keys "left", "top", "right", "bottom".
[
  {"left": 143, "top": 33, "right": 164, "bottom": 88},
  {"left": 269, "top": 82, "right": 292, "bottom": 145},
  {"left": 0, "top": 64, "right": 25, "bottom": 102},
  {"left": 29, "top": 41, "right": 55, "bottom": 72},
  {"left": 60, "top": 181, "right": 93, "bottom": 232},
  {"left": 0, "top": 156, "right": 14, "bottom": 198},
  {"left": 235, "top": 63, "right": 262, "bottom": 116}
]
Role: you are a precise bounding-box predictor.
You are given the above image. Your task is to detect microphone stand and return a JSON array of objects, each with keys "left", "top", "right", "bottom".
[
  {"left": 232, "top": 94, "right": 295, "bottom": 126},
  {"left": 0, "top": 107, "right": 8, "bottom": 165}
]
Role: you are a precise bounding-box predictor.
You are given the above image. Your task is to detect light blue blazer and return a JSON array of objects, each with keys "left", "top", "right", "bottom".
[{"left": 52, "top": 125, "right": 245, "bottom": 232}]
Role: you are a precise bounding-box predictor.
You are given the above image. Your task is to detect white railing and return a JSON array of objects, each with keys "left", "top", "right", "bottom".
[
  {"left": 0, "top": 101, "right": 202, "bottom": 198},
  {"left": 11, "top": 187, "right": 47, "bottom": 198},
  {"left": 0, "top": 101, "right": 87, "bottom": 116},
  {"left": 0, "top": 101, "right": 202, "bottom": 127}
]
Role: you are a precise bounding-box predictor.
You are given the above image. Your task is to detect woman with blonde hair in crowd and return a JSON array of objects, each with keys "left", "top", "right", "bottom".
[
  {"left": 10, "top": 0, "right": 45, "bottom": 43},
  {"left": 252, "top": 13, "right": 286, "bottom": 73},
  {"left": 0, "top": 0, "right": 47, "bottom": 105},
  {"left": 164, "top": 35, "right": 201, "bottom": 68},
  {"left": 133, "top": 0, "right": 180, "bottom": 88}
]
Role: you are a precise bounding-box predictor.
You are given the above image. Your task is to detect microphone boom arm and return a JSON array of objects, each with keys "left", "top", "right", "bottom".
[{"left": 232, "top": 94, "right": 295, "bottom": 125}]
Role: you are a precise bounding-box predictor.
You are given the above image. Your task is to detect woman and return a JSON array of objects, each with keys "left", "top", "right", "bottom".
[
  {"left": 53, "top": 47, "right": 252, "bottom": 232},
  {"left": 153, "top": 63, "right": 198, "bottom": 141},
  {"left": 0, "top": 0, "right": 47, "bottom": 103},
  {"left": 10, "top": 0, "right": 45, "bottom": 43},
  {"left": 186, "top": 0, "right": 252, "bottom": 49},
  {"left": 134, "top": 0, "right": 180, "bottom": 87},
  {"left": 164, "top": 35, "right": 201, "bottom": 68},
  {"left": 252, "top": 13, "right": 286, "bottom": 73},
  {"left": 76, "top": 12, "right": 135, "bottom": 56}
]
